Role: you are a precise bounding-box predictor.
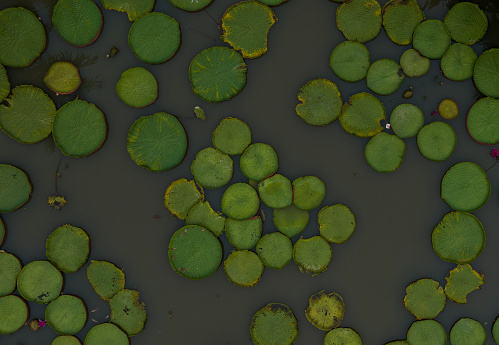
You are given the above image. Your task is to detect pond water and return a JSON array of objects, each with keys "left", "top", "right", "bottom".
[{"left": 1, "top": 0, "right": 498, "bottom": 344}]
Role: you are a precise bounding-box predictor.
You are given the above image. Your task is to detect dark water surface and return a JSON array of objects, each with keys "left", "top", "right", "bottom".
[{"left": 1, "top": 0, "right": 498, "bottom": 344}]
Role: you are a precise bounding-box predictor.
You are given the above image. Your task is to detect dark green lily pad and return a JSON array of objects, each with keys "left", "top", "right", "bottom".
[
  {"left": 0, "top": 217, "right": 4, "bottom": 247},
  {"left": 493, "top": 316, "right": 499, "bottom": 344},
  {"left": 46, "top": 224, "right": 90, "bottom": 273},
  {"left": 384, "top": 341, "right": 407, "bottom": 345},
  {"left": 390, "top": 103, "right": 424, "bottom": 138},
  {"left": 449, "top": 318, "right": 486, "bottom": 345},
  {"left": 0, "top": 164, "right": 31, "bottom": 213},
  {"left": 403, "top": 278, "right": 446, "bottom": 319},
  {"left": 84, "top": 323, "right": 129, "bottom": 345},
  {"left": 295, "top": 78, "right": 343, "bottom": 126},
  {"left": 0, "top": 295, "right": 28, "bottom": 334},
  {"left": 52, "top": 335, "right": 82, "bottom": 345},
  {"left": 101, "top": 0, "right": 155, "bottom": 21},
  {"left": 258, "top": 174, "right": 292, "bottom": 209},
  {"left": 329, "top": 41, "right": 370, "bottom": 82},
  {"left": 440, "top": 43, "right": 477, "bottom": 81},
  {"left": 444, "top": 264, "right": 484, "bottom": 304},
  {"left": 473, "top": 49, "right": 499, "bottom": 98},
  {"left": 365, "top": 132, "right": 405, "bottom": 172},
  {"left": 318, "top": 204, "right": 356, "bottom": 244},
  {"left": 53, "top": 99, "right": 107, "bottom": 157},
  {"left": 110, "top": 289, "right": 147, "bottom": 336},
  {"left": 432, "top": 211, "right": 485, "bottom": 264},
  {"left": 169, "top": 0, "right": 213, "bottom": 11},
  {"left": 438, "top": 99, "right": 459, "bottom": 120},
  {"left": 221, "top": 1, "right": 276, "bottom": 59},
  {"left": 413, "top": 20, "right": 451, "bottom": 59},
  {"left": 224, "top": 250, "right": 264, "bottom": 287},
  {"left": 382, "top": 0, "right": 424, "bottom": 45},
  {"left": 292, "top": 176, "right": 325, "bottom": 211},
  {"left": 406, "top": 320, "right": 446, "bottom": 345},
  {"left": 336, "top": 0, "right": 382, "bottom": 43},
  {"left": 339, "top": 92, "right": 385, "bottom": 137},
  {"left": 164, "top": 178, "right": 204, "bottom": 220},
  {"left": 441, "top": 162, "right": 490, "bottom": 212},
  {"left": 46, "top": 295, "right": 87, "bottom": 335},
  {"left": 0, "top": 252, "right": 22, "bottom": 296},
  {"left": 273, "top": 205, "right": 309, "bottom": 238},
  {"left": 53, "top": 0, "right": 103, "bottom": 46},
  {"left": 257, "top": 0, "right": 289, "bottom": 5},
  {"left": 212, "top": 117, "right": 252, "bottom": 155},
  {"left": 399, "top": 48, "right": 430, "bottom": 77},
  {"left": 466, "top": 97, "right": 499, "bottom": 144},
  {"left": 191, "top": 147, "right": 233, "bottom": 189},
  {"left": 324, "top": 327, "right": 363, "bottom": 345},
  {"left": 256, "top": 232, "right": 292, "bottom": 269},
  {"left": 185, "top": 200, "right": 225, "bottom": 237},
  {"left": 305, "top": 290, "right": 344, "bottom": 331},
  {"left": 0, "top": 63, "right": 9, "bottom": 103},
  {"left": 17, "top": 260, "right": 63, "bottom": 304},
  {"left": 87, "top": 260, "right": 125, "bottom": 300},
  {"left": 44, "top": 62, "right": 81, "bottom": 95},
  {"left": 444, "top": 2, "right": 488, "bottom": 45},
  {"left": 293, "top": 236, "right": 332, "bottom": 275},
  {"left": 225, "top": 216, "right": 262, "bottom": 250},
  {"left": 221, "top": 183, "right": 260, "bottom": 220},
  {"left": 240, "top": 143, "right": 278, "bottom": 181},
  {"left": 189, "top": 46, "right": 247, "bottom": 103},
  {"left": 0, "top": 7, "right": 46, "bottom": 67},
  {"left": 128, "top": 12, "right": 180, "bottom": 64},
  {"left": 250, "top": 303, "right": 298, "bottom": 345},
  {"left": 116, "top": 67, "right": 158, "bottom": 107},
  {"left": 0, "top": 85, "right": 56, "bottom": 144},
  {"left": 367, "top": 59, "right": 404, "bottom": 95},
  {"left": 417, "top": 122, "right": 456, "bottom": 162}
]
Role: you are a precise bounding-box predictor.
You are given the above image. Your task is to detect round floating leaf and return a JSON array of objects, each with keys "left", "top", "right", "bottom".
[
  {"left": 403, "top": 279, "right": 446, "bottom": 319},
  {"left": 295, "top": 78, "right": 343, "bottom": 126},
  {"left": 128, "top": 12, "right": 180, "bottom": 64},
  {"left": 399, "top": 48, "right": 430, "bottom": 77},
  {"left": 127, "top": 112, "right": 187, "bottom": 171},
  {"left": 256, "top": 232, "right": 292, "bottom": 269},
  {"left": 318, "top": 204, "right": 356, "bottom": 244},
  {"left": 0, "top": 252, "right": 22, "bottom": 296},
  {"left": 432, "top": 211, "right": 485, "bottom": 264},
  {"left": 101, "top": 0, "right": 155, "bottom": 21},
  {"left": 212, "top": 117, "right": 252, "bottom": 155},
  {"left": 87, "top": 260, "right": 125, "bottom": 300},
  {"left": 46, "top": 295, "right": 87, "bottom": 335},
  {"left": 164, "top": 178, "right": 204, "bottom": 220},
  {"left": 473, "top": 49, "right": 499, "bottom": 98},
  {"left": 189, "top": 46, "right": 247, "bottom": 103},
  {"left": 329, "top": 41, "right": 370, "bottom": 82},
  {"left": 0, "top": 295, "right": 28, "bottom": 334},
  {"left": 46, "top": 224, "right": 90, "bottom": 273},
  {"left": 406, "top": 320, "right": 446, "bottom": 345},
  {"left": 221, "top": 183, "right": 260, "bottom": 220},
  {"left": 441, "top": 162, "right": 490, "bottom": 212},
  {"left": 0, "top": 7, "right": 46, "bottom": 67},
  {"left": 366, "top": 59, "right": 404, "bottom": 95},
  {"left": 417, "top": 122, "right": 456, "bottom": 162},
  {"left": 185, "top": 200, "right": 225, "bottom": 237},
  {"left": 413, "top": 20, "right": 451, "bottom": 59},
  {"left": 336, "top": 0, "right": 382, "bottom": 43},
  {"left": 449, "top": 318, "right": 486, "bottom": 345},
  {"left": 240, "top": 143, "right": 278, "bottom": 181},
  {"left": 438, "top": 99, "right": 459, "bottom": 120},
  {"left": 110, "top": 289, "right": 147, "bottom": 336},
  {"left": 365, "top": 132, "right": 405, "bottom": 172},
  {"left": 382, "top": 0, "right": 424, "bottom": 45},
  {"left": 53, "top": 99, "right": 107, "bottom": 157},
  {"left": 339, "top": 92, "right": 386, "bottom": 137},
  {"left": 0, "top": 85, "right": 56, "bottom": 144},
  {"left": 257, "top": 0, "right": 289, "bottom": 5},
  {"left": 44, "top": 62, "right": 81, "bottom": 95},
  {"left": 493, "top": 317, "right": 499, "bottom": 344},
  {"left": 191, "top": 147, "right": 233, "bottom": 189},
  {"left": 0, "top": 64, "right": 9, "bottom": 103},
  {"left": 0, "top": 164, "right": 31, "bottom": 213},
  {"left": 116, "top": 67, "right": 158, "bottom": 107},
  {"left": 250, "top": 303, "right": 298, "bottom": 345},
  {"left": 273, "top": 205, "right": 309, "bottom": 238},
  {"left": 390, "top": 103, "right": 424, "bottom": 138},
  {"left": 385, "top": 341, "right": 407, "bottom": 345},
  {"left": 293, "top": 236, "right": 332, "bottom": 275},
  {"left": 169, "top": 0, "right": 213, "bottom": 11},
  {"left": 292, "top": 176, "right": 325, "bottom": 211},
  {"left": 258, "top": 174, "right": 292, "bottom": 209},
  {"left": 17, "top": 260, "right": 63, "bottom": 304},
  {"left": 466, "top": 97, "right": 499, "bottom": 144},
  {"left": 305, "top": 290, "right": 344, "bottom": 331},
  {"left": 225, "top": 216, "right": 262, "bottom": 250},
  {"left": 52, "top": 0, "right": 103, "bottom": 46},
  {"left": 52, "top": 335, "right": 82, "bottom": 345},
  {"left": 224, "top": 250, "right": 264, "bottom": 287},
  {"left": 221, "top": 1, "right": 276, "bottom": 59},
  {"left": 444, "top": 264, "right": 484, "bottom": 304},
  {"left": 444, "top": 2, "right": 488, "bottom": 45},
  {"left": 324, "top": 327, "right": 363, "bottom": 345},
  {"left": 84, "top": 323, "right": 129, "bottom": 345},
  {"left": 0, "top": 217, "right": 4, "bottom": 246},
  {"left": 440, "top": 43, "right": 477, "bottom": 81}
]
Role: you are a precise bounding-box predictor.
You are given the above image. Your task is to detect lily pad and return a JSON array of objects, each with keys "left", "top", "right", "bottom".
[
  {"left": 0, "top": 164, "right": 31, "bottom": 213},
  {"left": 466, "top": 97, "right": 499, "bottom": 144},
  {"left": 336, "top": 0, "right": 382, "bottom": 43},
  {"left": 295, "top": 78, "right": 343, "bottom": 126},
  {"left": 191, "top": 147, "right": 233, "bottom": 189},
  {"left": 212, "top": 117, "right": 252, "bottom": 155},
  {"left": 0, "top": 85, "right": 56, "bottom": 144},
  {"left": 432, "top": 211, "right": 485, "bottom": 264},
  {"left": 305, "top": 290, "right": 344, "bottom": 331},
  {"left": 169, "top": 0, "right": 213, "bottom": 11},
  {"left": 339, "top": 92, "right": 385, "bottom": 137},
  {"left": 449, "top": 318, "right": 486, "bottom": 345},
  {"left": 101, "top": 0, "right": 155, "bottom": 21},
  {"left": 52, "top": 335, "right": 82, "bottom": 345},
  {"left": 324, "top": 327, "right": 363, "bottom": 345},
  {"left": 382, "top": 0, "right": 424, "bottom": 45},
  {"left": 0, "top": 7, "right": 46, "bottom": 67},
  {"left": 164, "top": 178, "right": 204, "bottom": 220},
  {"left": 250, "top": 303, "right": 298, "bottom": 345},
  {"left": 406, "top": 320, "right": 447, "bottom": 345},
  {"left": 318, "top": 204, "right": 356, "bottom": 244},
  {"left": 46, "top": 295, "right": 87, "bottom": 335},
  {"left": 273, "top": 205, "right": 309, "bottom": 238},
  {"left": 0, "top": 252, "right": 22, "bottom": 296},
  {"left": 221, "top": 183, "right": 260, "bottom": 220},
  {"left": 185, "top": 200, "right": 225, "bottom": 237},
  {"left": 329, "top": 41, "right": 370, "bottom": 82},
  {"left": 46, "top": 224, "right": 90, "bottom": 273},
  {"left": 240, "top": 143, "right": 278, "bottom": 181},
  {"left": 225, "top": 216, "right": 262, "bottom": 250},
  {"left": 444, "top": 264, "right": 484, "bottom": 304},
  {"left": 440, "top": 43, "right": 477, "bottom": 81},
  {"left": 221, "top": 1, "right": 276, "bottom": 59},
  {"left": 224, "top": 250, "right": 264, "bottom": 287},
  {"left": 0, "top": 295, "right": 28, "bottom": 334},
  {"left": 87, "top": 260, "right": 125, "bottom": 300},
  {"left": 417, "top": 122, "right": 456, "bottom": 162},
  {"left": 412, "top": 20, "right": 451, "bottom": 59},
  {"left": 44, "top": 62, "right": 81, "bottom": 95},
  {"left": 52, "top": 0, "right": 103, "bottom": 46},
  {"left": 384, "top": 341, "right": 407, "bottom": 345},
  {"left": 110, "top": 289, "right": 147, "bottom": 336},
  {"left": 256, "top": 232, "right": 293, "bottom": 269},
  {"left": 128, "top": 12, "right": 180, "bottom": 64},
  {"left": 116, "top": 67, "right": 158, "bottom": 107},
  {"left": 390, "top": 103, "right": 424, "bottom": 138},
  {"left": 257, "top": 0, "right": 289, "bottom": 5},
  {"left": 365, "top": 132, "right": 405, "bottom": 172},
  {"left": 399, "top": 48, "right": 430, "bottom": 77},
  {"left": 493, "top": 317, "right": 499, "bottom": 344},
  {"left": 17, "top": 260, "right": 63, "bottom": 304},
  {"left": 438, "top": 99, "right": 459, "bottom": 120},
  {"left": 473, "top": 49, "right": 499, "bottom": 98},
  {"left": 0, "top": 64, "right": 9, "bottom": 103},
  {"left": 293, "top": 236, "right": 332, "bottom": 275},
  {"left": 0, "top": 218, "right": 4, "bottom": 246},
  {"left": 189, "top": 46, "right": 247, "bottom": 103},
  {"left": 258, "top": 174, "right": 292, "bottom": 209},
  {"left": 366, "top": 59, "right": 404, "bottom": 95},
  {"left": 403, "top": 278, "right": 446, "bottom": 319},
  {"left": 84, "top": 323, "right": 129, "bottom": 345},
  {"left": 292, "top": 176, "right": 325, "bottom": 211},
  {"left": 441, "top": 162, "right": 490, "bottom": 212},
  {"left": 444, "top": 2, "right": 488, "bottom": 45}
]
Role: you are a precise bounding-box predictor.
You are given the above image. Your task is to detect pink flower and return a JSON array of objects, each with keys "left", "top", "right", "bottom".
[
  {"left": 491, "top": 148, "right": 499, "bottom": 159},
  {"left": 431, "top": 110, "right": 438, "bottom": 117},
  {"left": 38, "top": 319, "right": 47, "bottom": 328}
]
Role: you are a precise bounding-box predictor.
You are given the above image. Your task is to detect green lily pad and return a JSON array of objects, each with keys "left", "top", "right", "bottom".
[
  {"left": 466, "top": 97, "right": 499, "bottom": 144},
  {"left": 339, "top": 92, "right": 385, "bottom": 137},
  {"left": 438, "top": 99, "right": 459, "bottom": 120},
  {"left": 224, "top": 250, "right": 264, "bottom": 287},
  {"left": 382, "top": 0, "right": 424, "bottom": 45},
  {"left": 384, "top": 341, "right": 407, "bottom": 345},
  {"left": 444, "top": 264, "right": 484, "bottom": 304},
  {"left": 17, "top": 260, "right": 63, "bottom": 304},
  {"left": 0, "top": 295, "right": 28, "bottom": 334},
  {"left": 44, "top": 62, "right": 81, "bottom": 95},
  {"left": 250, "top": 303, "right": 298, "bottom": 345},
  {"left": 225, "top": 216, "right": 262, "bottom": 250},
  {"left": 449, "top": 318, "right": 486, "bottom": 345},
  {"left": 257, "top": 0, "right": 288, "bottom": 5},
  {"left": 432, "top": 211, "right": 485, "bottom": 264},
  {"left": 164, "top": 178, "right": 204, "bottom": 220},
  {"left": 399, "top": 48, "right": 430, "bottom": 77},
  {"left": 366, "top": 59, "right": 404, "bottom": 95},
  {"left": 473, "top": 49, "right": 499, "bottom": 98},
  {"left": 0, "top": 217, "right": 3, "bottom": 246},
  {"left": 194, "top": 106, "right": 205, "bottom": 120},
  {"left": 46, "top": 295, "right": 87, "bottom": 335},
  {"left": 212, "top": 117, "right": 252, "bottom": 155},
  {"left": 101, "top": 0, "right": 155, "bottom": 21},
  {"left": 417, "top": 122, "right": 456, "bottom": 162},
  {"left": 273, "top": 205, "right": 309, "bottom": 238},
  {"left": 169, "top": 0, "right": 213, "bottom": 11},
  {"left": 84, "top": 323, "right": 129, "bottom": 345},
  {"left": 441, "top": 162, "right": 490, "bottom": 212},
  {"left": 292, "top": 176, "right": 325, "bottom": 211},
  {"left": 116, "top": 67, "right": 158, "bottom": 107},
  {"left": 365, "top": 132, "right": 405, "bottom": 172},
  {"left": 185, "top": 200, "right": 225, "bottom": 237},
  {"left": 46, "top": 224, "right": 90, "bottom": 273},
  {"left": 52, "top": 335, "right": 82, "bottom": 345},
  {"left": 52, "top": 0, "right": 103, "bottom": 46},
  {"left": 403, "top": 278, "right": 446, "bottom": 319},
  {"left": 258, "top": 174, "right": 292, "bottom": 209},
  {"left": 191, "top": 147, "right": 233, "bottom": 189},
  {"left": 305, "top": 290, "right": 344, "bottom": 331},
  {"left": 293, "top": 236, "right": 332, "bottom": 275},
  {"left": 406, "top": 320, "right": 446, "bottom": 345},
  {"left": 256, "top": 232, "right": 292, "bottom": 269},
  {"left": 87, "top": 260, "right": 125, "bottom": 300},
  {"left": 53, "top": 99, "right": 107, "bottom": 157},
  {"left": 336, "top": 0, "right": 382, "bottom": 43},
  {"left": 110, "top": 289, "right": 147, "bottom": 336},
  {"left": 0, "top": 63, "right": 9, "bottom": 103},
  {"left": 0, "top": 85, "right": 56, "bottom": 144},
  {"left": 318, "top": 204, "right": 356, "bottom": 244},
  {"left": 221, "top": 1, "right": 276, "bottom": 59},
  {"left": 440, "top": 43, "right": 477, "bottom": 81},
  {"left": 413, "top": 20, "right": 451, "bottom": 59},
  {"left": 0, "top": 164, "right": 31, "bottom": 213},
  {"left": 240, "top": 143, "right": 278, "bottom": 181},
  {"left": 128, "top": 12, "right": 180, "bottom": 64},
  {"left": 324, "top": 327, "right": 363, "bottom": 345},
  {"left": 295, "top": 78, "right": 343, "bottom": 126},
  {"left": 0, "top": 7, "right": 46, "bottom": 67},
  {"left": 0, "top": 252, "right": 22, "bottom": 296},
  {"left": 444, "top": 2, "right": 488, "bottom": 45},
  {"left": 390, "top": 103, "right": 424, "bottom": 138},
  {"left": 221, "top": 183, "right": 260, "bottom": 220},
  {"left": 127, "top": 112, "right": 187, "bottom": 171},
  {"left": 493, "top": 316, "right": 499, "bottom": 344},
  {"left": 189, "top": 46, "right": 247, "bottom": 103},
  {"left": 329, "top": 41, "right": 370, "bottom": 82}
]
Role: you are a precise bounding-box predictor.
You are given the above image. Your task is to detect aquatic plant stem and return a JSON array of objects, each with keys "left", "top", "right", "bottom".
[{"left": 485, "top": 160, "right": 498, "bottom": 173}]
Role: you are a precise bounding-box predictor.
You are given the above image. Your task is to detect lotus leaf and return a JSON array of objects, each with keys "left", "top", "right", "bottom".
[
  {"left": 413, "top": 20, "right": 450, "bottom": 59},
  {"left": 17, "top": 260, "right": 63, "bottom": 304},
  {"left": 493, "top": 317, "right": 499, "bottom": 344},
  {"left": 417, "top": 122, "right": 456, "bottom": 162},
  {"left": 164, "top": 178, "right": 204, "bottom": 219},
  {"left": 390, "top": 103, "right": 424, "bottom": 138},
  {"left": 185, "top": 200, "right": 225, "bottom": 237},
  {"left": 318, "top": 204, "right": 356, "bottom": 244},
  {"left": 0, "top": 295, "right": 28, "bottom": 334},
  {"left": 169, "top": 0, "right": 213, "bottom": 11},
  {"left": 0, "top": 252, "right": 22, "bottom": 296},
  {"left": 444, "top": 2, "right": 488, "bottom": 45},
  {"left": 224, "top": 250, "right": 264, "bottom": 287},
  {"left": 466, "top": 97, "right": 499, "bottom": 144},
  {"left": 87, "top": 260, "right": 125, "bottom": 300},
  {"left": 240, "top": 143, "right": 278, "bottom": 181},
  {"left": 324, "top": 327, "right": 363, "bottom": 345},
  {"left": 46, "top": 295, "right": 87, "bottom": 335},
  {"left": 293, "top": 236, "right": 332, "bottom": 275},
  {"left": 406, "top": 320, "right": 446, "bottom": 345},
  {"left": 440, "top": 43, "right": 477, "bottom": 81},
  {"left": 221, "top": 183, "right": 260, "bottom": 220},
  {"left": 116, "top": 67, "right": 158, "bottom": 107},
  {"left": 256, "top": 232, "right": 292, "bottom": 269},
  {"left": 438, "top": 99, "right": 459, "bottom": 120},
  {"left": 84, "top": 323, "right": 129, "bottom": 345},
  {"left": 329, "top": 41, "right": 370, "bottom": 82},
  {"left": 101, "top": 0, "right": 155, "bottom": 21},
  {"left": 258, "top": 174, "right": 292, "bottom": 209},
  {"left": 305, "top": 290, "right": 344, "bottom": 331},
  {"left": 46, "top": 224, "right": 90, "bottom": 273},
  {"left": 191, "top": 147, "right": 233, "bottom": 189},
  {"left": 339, "top": 92, "right": 385, "bottom": 137},
  {"left": 0, "top": 217, "right": 4, "bottom": 246},
  {"left": 250, "top": 303, "right": 298, "bottom": 345},
  {"left": 212, "top": 117, "right": 251, "bottom": 155},
  {"left": 44, "top": 62, "right": 81, "bottom": 94},
  {"left": 0, "top": 64, "right": 10, "bottom": 103},
  {"left": 473, "top": 49, "right": 499, "bottom": 98},
  {"left": 336, "top": 0, "right": 382, "bottom": 43},
  {"left": 225, "top": 216, "right": 263, "bottom": 250},
  {"left": 0, "top": 164, "right": 31, "bottom": 213},
  {"left": 110, "top": 289, "right": 147, "bottom": 336},
  {"left": 273, "top": 205, "right": 309, "bottom": 238},
  {"left": 382, "top": 0, "right": 424, "bottom": 45},
  {"left": 403, "top": 278, "right": 446, "bottom": 319},
  {"left": 292, "top": 176, "right": 325, "bottom": 211},
  {"left": 444, "top": 264, "right": 484, "bottom": 304},
  {"left": 399, "top": 48, "right": 430, "bottom": 77},
  {"left": 449, "top": 318, "right": 486, "bottom": 345},
  {"left": 52, "top": 335, "right": 82, "bottom": 345},
  {"left": 365, "top": 132, "right": 405, "bottom": 172},
  {"left": 366, "top": 59, "right": 404, "bottom": 95}
]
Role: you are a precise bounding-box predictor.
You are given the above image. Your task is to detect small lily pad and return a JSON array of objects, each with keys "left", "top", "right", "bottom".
[
  {"left": 256, "top": 232, "right": 293, "bottom": 269},
  {"left": 449, "top": 318, "right": 486, "bottom": 345},
  {"left": 250, "top": 303, "right": 298, "bottom": 345},
  {"left": 240, "top": 143, "right": 278, "bottom": 181},
  {"left": 185, "top": 200, "right": 225, "bottom": 237},
  {"left": 473, "top": 49, "right": 499, "bottom": 98},
  {"left": 164, "top": 178, "right": 204, "bottom": 220},
  {"left": 318, "top": 204, "right": 356, "bottom": 244},
  {"left": 169, "top": 0, "right": 213, "bottom": 11},
  {"left": 225, "top": 216, "right": 263, "bottom": 250},
  {"left": 52, "top": 335, "right": 82, "bottom": 345},
  {"left": 382, "top": 0, "right": 424, "bottom": 45},
  {"left": 116, "top": 67, "right": 158, "bottom": 107},
  {"left": 440, "top": 43, "right": 477, "bottom": 81},
  {"left": 292, "top": 176, "right": 325, "bottom": 211},
  {"left": 444, "top": 2, "right": 488, "bottom": 45},
  {"left": 45, "top": 295, "right": 87, "bottom": 335},
  {"left": 445, "top": 264, "right": 484, "bottom": 304},
  {"left": 390, "top": 103, "right": 424, "bottom": 138},
  {"left": 305, "top": 290, "right": 344, "bottom": 331},
  {"left": 224, "top": 250, "right": 264, "bottom": 287},
  {"left": 406, "top": 320, "right": 446, "bottom": 345},
  {"left": 403, "top": 278, "right": 446, "bottom": 319},
  {"left": 293, "top": 236, "right": 332, "bottom": 275},
  {"left": 258, "top": 174, "right": 292, "bottom": 209},
  {"left": 339, "top": 92, "right": 385, "bottom": 137},
  {"left": 0, "top": 295, "right": 28, "bottom": 334},
  {"left": 84, "top": 323, "right": 129, "bottom": 345},
  {"left": 438, "top": 99, "right": 459, "bottom": 120},
  {"left": 336, "top": 0, "right": 382, "bottom": 43},
  {"left": 101, "top": 0, "right": 155, "bottom": 21},
  {"left": 46, "top": 224, "right": 90, "bottom": 273},
  {"left": 191, "top": 147, "right": 233, "bottom": 189},
  {"left": 0, "top": 63, "right": 9, "bottom": 103},
  {"left": 0, "top": 252, "right": 22, "bottom": 296},
  {"left": 417, "top": 122, "right": 456, "bottom": 162},
  {"left": 273, "top": 205, "right": 309, "bottom": 238},
  {"left": 221, "top": 183, "right": 260, "bottom": 220},
  {"left": 324, "top": 327, "right": 363, "bottom": 345},
  {"left": 17, "top": 260, "right": 63, "bottom": 304},
  {"left": 0, "top": 164, "right": 32, "bottom": 213},
  {"left": 413, "top": 20, "right": 451, "bottom": 59},
  {"left": 212, "top": 117, "right": 252, "bottom": 155},
  {"left": 399, "top": 48, "right": 430, "bottom": 77},
  {"left": 366, "top": 59, "right": 404, "bottom": 95},
  {"left": 87, "top": 260, "right": 125, "bottom": 300},
  {"left": 466, "top": 97, "right": 499, "bottom": 144},
  {"left": 329, "top": 41, "right": 370, "bottom": 82},
  {"left": 365, "top": 132, "right": 405, "bottom": 172},
  {"left": 44, "top": 62, "right": 81, "bottom": 95},
  {"left": 110, "top": 289, "right": 147, "bottom": 336}
]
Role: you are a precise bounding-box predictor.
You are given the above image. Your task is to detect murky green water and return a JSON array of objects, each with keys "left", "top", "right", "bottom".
[{"left": 1, "top": 0, "right": 498, "bottom": 344}]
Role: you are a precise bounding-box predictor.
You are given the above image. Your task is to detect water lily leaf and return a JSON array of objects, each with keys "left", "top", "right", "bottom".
[
  {"left": 403, "top": 278, "right": 446, "bottom": 319},
  {"left": 250, "top": 303, "right": 298, "bottom": 345},
  {"left": 258, "top": 174, "right": 292, "bottom": 209},
  {"left": 240, "top": 143, "right": 278, "bottom": 181},
  {"left": 110, "top": 289, "right": 147, "bottom": 336},
  {"left": 399, "top": 48, "right": 430, "bottom": 77},
  {"left": 449, "top": 318, "right": 486, "bottom": 345},
  {"left": 0, "top": 252, "right": 22, "bottom": 296},
  {"left": 365, "top": 132, "right": 405, "bottom": 172},
  {"left": 212, "top": 117, "right": 252, "bottom": 155},
  {"left": 0, "top": 295, "right": 28, "bottom": 334},
  {"left": 417, "top": 122, "right": 456, "bottom": 162},
  {"left": 0, "top": 217, "right": 3, "bottom": 247},
  {"left": 444, "top": 2, "right": 488, "bottom": 45},
  {"left": 384, "top": 341, "right": 407, "bottom": 345},
  {"left": 390, "top": 103, "right": 424, "bottom": 138},
  {"left": 473, "top": 48, "right": 499, "bottom": 98},
  {"left": 339, "top": 92, "right": 385, "bottom": 137},
  {"left": 406, "top": 320, "right": 446, "bottom": 345},
  {"left": 185, "top": 200, "right": 225, "bottom": 237},
  {"left": 438, "top": 99, "right": 459, "bottom": 120},
  {"left": 292, "top": 176, "right": 325, "bottom": 211},
  {"left": 17, "top": 260, "right": 63, "bottom": 304},
  {"left": 273, "top": 205, "right": 309, "bottom": 238},
  {"left": 52, "top": 335, "right": 82, "bottom": 345},
  {"left": 305, "top": 290, "right": 344, "bottom": 331},
  {"left": 194, "top": 106, "right": 206, "bottom": 120},
  {"left": 116, "top": 67, "right": 158, "bottom": 107},
  {"left": 493, "top": 317, "right": 499, "bottom": 344},
  {"left": 225, "top": 216, "right": 262, "bottom": 250},
  {"left": 293, "top": 236, "right": 332, "bottom": 275},
  {"left": 0, "top": 164, "right": 31, "bottom": 213},
  {"left": 329, "top": 41, "right": 370, "bottom": 82},
  {"left": 0, "top": 64, "right": 10, "bottom": 103},
  {"left": 101, "top": 0, "right": 155, "bottom": 21},
  {"left": 318, "top": 204, "right": 356, "bottom": 244},
  {"left": 256, "top": 232, "right": 292, "bottom": 269},
  {"left": 382, "top": 0, "right": 424, "bottom": 45},
  {"left": 444, "top": 264, "right": 484, "bottom": 304},
  {"left": 221, "top": 183, "right": 260, "bottom": 220},
  {"left": 466, "top": 97, "right": 499, "bottom": 144},
  {"left": 46, "top": 224, "right": 90, "bottom": 273},
  {"left": 324, "top": 327, "right": 363, "bottom": 345},
  {"left": 84, "top": 323, "right": 129, "bottom": 345},
  {"left": 336, "top": 0, "right": 382, "bottom": 43},
  {"left": 87, "top": 260, "right": 125, "bottom": 300},
  {"left": 412, "top": 20, "right": 450, "bottom": 59},
  {"left": 44, "top": 62, "right": 81, "bottom": 95},
  {"left": 191, "top": 147, "right": 233, "bottom": 189},
  {"left": 366, "top": 59, "right": 404, "bottom": 95},
  {"left": 440, "top": 43, "right": 477, "bottom": 81},
  {"left": 164, "top": 178, "right": 204, "bottom": 220},
  {"left": 45, "top": 295, "right": 87, "bottom": 335},
  {"left": 224, "top": 250, "right": 264, "bottom": 287},
  {"left": 169, "top": 0, "right": 213, "bottom": 11}
]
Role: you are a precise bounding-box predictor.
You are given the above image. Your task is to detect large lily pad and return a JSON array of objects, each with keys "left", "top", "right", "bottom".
[
  {"left": 0, "top": 164, "right": 31, "bottom": 213},
  {"left": 45, "top": 295, "right": 87, "bottom": 335},
  {"left": 406, "top": 320, "right": 446, "bottom": 345},
  {"left": 224, "top": 250, "right": 264, "bottom": 287},
  {"left": 250, "top": 303, "right": 298, "bottom": 345},
  {"left": 466, "top": 97, "right": 499, "bottom": 144},
  {"left": 417, "top": 122, "right": 456, "bottom": 162},
  {"left": 365, "top": 132, "right": 405, "bottom": 172},
  {"left": 444, "top": 2, "right": 488, "bottom": 45},
  {"left": 305, "top": 290, "right": 344, "bottom": 331},
  {"left": 339, "top": 92, "right": 385, "bottom": 137},
  {"left": 412, "top": 20, "right": 450, "bottom": 59},
  {"left": 324, "top": 328, "right": 363, "bottom": 345},
  {"left": 440, "top": 43, "right": 477, "bottom": 81},
  {"left": 225, "top": 216, "right": 263, "bottom": 250},
  {"left": 169, "top": 0, "right": 213, "bottom": 11},
  {"left": 240, "top": 143, "right": 278, "bottom": 181},
  {"left": 84, "top": 323, "right": 129, "bottom": 345},
  {"left": 0, "top": 252, "right": 22, "bottom": 296},
  {"left": 191, "top": 147, "right": 233, "bottom": 189},
  {"left": 101, "top": 0, "right": 155, "bottom": 21},
  {"left": 256, "top": 232, "right": 292, "bottom": 269},
  {"left": 17, "top": 260, "right": 63, "bottom": 304},
  {"left": 273, "top": 205, "right": 309, "bottom": 238},
  {"left": 292, "top": 176, "right": 325, "bottom": 211},
  {"left": 336, "top": 0, "right": 382, "bottom": 43},
  {"left": 116, "top": 67, "right": 158, "bottom": 107},
  {"left": 329, "top": 41, "right": 370, "bottom": 82},
  {"left": 0, "top": 295, "right": 28, "bottom": 334},
  {"left": 0, "top": 64, "right": 9, "bottom": 103},
  {"left": 399, "top": 48, "right": 430, "bottom": 77},
  {"left": 449, "top": 318, "right": 486, "bottom": 345},
  {"left": 403, "top": 278, "right": 445, "bottom": 319},
  {"left": 444, "top": 264, "right": 484, "bottom": 304},
  {"left": 185, "top": 200, "right": 225, "bottom": 237},
  {"left": 46, "top": 224, "right": 90, "bottom": 273},
  {"left": 258, "top": 174, "right": 292, "bottom": 209},
  {"left": 221, "top": 183, "right": 260, "bottom": 220},
  {"left": 110, "top": 289, "right": 147, "bottom": 336},
  {"left": 87, "top": 260, "right": 125, "bottom": 300},
  {"left": 473, "top": 49, "right": 499, "bottom": 98},
  {"left": 293, "top": 236, "right": 332, "bottom": 275},
  {"left": 164, "top": 178, "right": 204, "bottom": 220},
  {"left": 382, "top": 0, "right": 424, "bottom": 45},
  {"left": 44, "top": 62, "right": 81, "bottom": 95},
  {"left": 318, "top": 204, "right": 356, "bottom": 244},
  {"left": 366, "top": 59, "right": 404, "bottom": 95},
  {"left": 212, "top": 117, "right": 252, "bottom": 155},
  {"left": 390, "top": 103, "right": 424, "bottom": 138}
]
